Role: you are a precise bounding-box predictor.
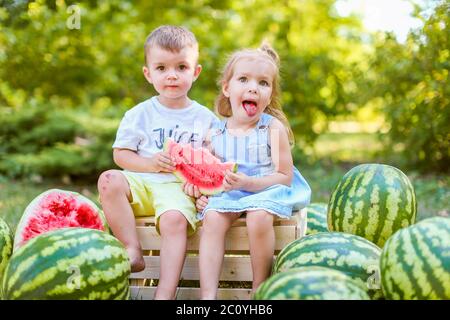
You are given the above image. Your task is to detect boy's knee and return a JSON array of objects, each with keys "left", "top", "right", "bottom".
[
  {"left": 159, "top": 210, "right": 188, "bottom": 234},
  {"left": 98, "top": 170, "right": 128, "bottom": 197}
]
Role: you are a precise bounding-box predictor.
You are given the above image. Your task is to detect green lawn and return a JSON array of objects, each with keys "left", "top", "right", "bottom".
[
  {"left": 1, "top": 132, "right": 448, "bottom": 232},
  {"left": 303, "top": 131, "right": 449, "bottom": 221},
  {"left": 0, "top": 175, "right": 98, "bottom": 233},
  {"left": 1, "top": 163, "right": 448, "bottom": 233},
  {"left": 312, "top": 132, "right": 384, "bottom": 163}
]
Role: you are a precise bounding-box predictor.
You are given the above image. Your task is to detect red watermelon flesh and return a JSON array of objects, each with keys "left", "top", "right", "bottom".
[
  {"left": 14, "top": 189, "right": 108, "bottom": 250},
  {"left": 164, "top": 139, "right": 237, "bottom": 195}
]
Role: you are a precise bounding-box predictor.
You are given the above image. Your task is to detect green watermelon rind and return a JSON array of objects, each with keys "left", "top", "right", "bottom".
[
  {"left": 272, "top": 232, "right": 383, "bottom": 299},
  {"left": 163, "top": 139, "right": 238, "bottom": 196},
  {"left": 254, "top": 266, "right": 370, "bottom": 300},
  {"left": 13, "top": 189, "right": 110, "bottom": 251},
  {"left": 380, "top": 216, "right": 450, "bottom": 300},
  {"left": 2, "top": 227, "right": 130, "bottom": 300},
  {"left": 327, "top": 163, "right": 417, "bottom": 248},
  {"left": 0, "top": 218, "right": 13, "bottom": 299},
  {"left": 305, "top": 203, "right": 329, "bottom": 235}
]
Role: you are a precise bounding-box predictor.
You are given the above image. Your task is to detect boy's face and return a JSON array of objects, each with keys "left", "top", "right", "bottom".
[{"left": 143, "top": 45, "right": 201, "bottom": 108}]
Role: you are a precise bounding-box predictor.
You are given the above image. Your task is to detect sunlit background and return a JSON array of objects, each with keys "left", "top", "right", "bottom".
[
  {"left": 336, "top": 0, "right": 427, "bottom": 42},
  {"left": 0, "top": 0, "right": 448, "bottom": 229}
]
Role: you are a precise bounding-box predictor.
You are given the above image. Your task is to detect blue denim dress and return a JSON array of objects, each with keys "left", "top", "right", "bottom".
[{"left": 199, "top": 113, "right": 311, "bottom": 219}]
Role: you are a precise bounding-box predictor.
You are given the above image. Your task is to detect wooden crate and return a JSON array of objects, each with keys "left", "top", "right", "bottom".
[{"left": 129, "top": 208, "right": 307, "bottom": 300}]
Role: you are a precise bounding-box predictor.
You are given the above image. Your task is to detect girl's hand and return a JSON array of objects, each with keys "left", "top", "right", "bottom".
[
  {"left": 182, "top": 181, "right": 201, "bottom": 198},
  {"left": 150, "top": 151, "right": 176, "bottom": 172},
  {"left": 223, "top": 170, "right": 252, "bottom": 191},
  {"left": 196, "top": 196, "right": 209, "bottom": 212}
]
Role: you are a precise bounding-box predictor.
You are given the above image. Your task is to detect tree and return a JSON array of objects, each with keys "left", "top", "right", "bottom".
[{"left": 366, "top": 0, "right": 449, "bottom": 172}]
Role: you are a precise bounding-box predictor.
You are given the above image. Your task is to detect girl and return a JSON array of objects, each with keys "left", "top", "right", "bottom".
[{"left": 195, "top": 43, "right": 311, "bottom": 299}]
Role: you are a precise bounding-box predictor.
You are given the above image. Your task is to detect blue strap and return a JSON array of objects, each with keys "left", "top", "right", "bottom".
[
  {"left": 210, "top": 118, "right": 226, "bottom": 137},
  {"left": 258, "top": 113, "right": 274, "bottom": 129}
]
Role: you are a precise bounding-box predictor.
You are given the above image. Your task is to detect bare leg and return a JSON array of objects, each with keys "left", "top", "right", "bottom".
[
  {"left": 199, "top": 211, "right": 242, "bottom": 300},
  {"left": 154, "top": 210, "right": 189, "bottom": 300},
  {"left": 246, "top": 210, "right": 275, "bottom": 293},
  {"left": 98, "top": 170, "right": 145, "bottom": 272}
]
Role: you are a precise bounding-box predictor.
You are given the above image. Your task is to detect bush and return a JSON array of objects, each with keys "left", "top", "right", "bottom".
[{"left": 0, "top": 99, "right": 119, "bottom": 180}]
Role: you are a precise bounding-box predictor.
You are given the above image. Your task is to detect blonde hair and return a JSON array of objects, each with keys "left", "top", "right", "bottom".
[
  {"left": 144, "top": 25, "right": 198, "bottom": 65},
  {"left": 215, "top": 43, "right": 294, "bottom": 145}
]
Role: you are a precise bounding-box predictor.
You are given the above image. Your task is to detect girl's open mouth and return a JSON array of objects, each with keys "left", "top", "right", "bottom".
[{"left": 242, "top": 100, "right": 257, "bottom": 117}]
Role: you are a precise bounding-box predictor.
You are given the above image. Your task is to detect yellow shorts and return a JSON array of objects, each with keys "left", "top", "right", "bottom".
[{"left": 122, "top": 171, "right": 198, "bottom": 236}]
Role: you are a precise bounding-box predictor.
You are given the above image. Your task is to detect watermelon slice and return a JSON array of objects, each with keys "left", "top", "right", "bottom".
[
  {"left": 164, "top": 139, "right": 237, "bottom": 195},
  {"left": 13, "top": 189, "right": 108, "bottom": 251}
]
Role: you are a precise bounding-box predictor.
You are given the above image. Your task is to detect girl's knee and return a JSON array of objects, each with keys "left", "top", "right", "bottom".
[
  {"left": 98, "top": 170, "right": 128, "bottom": 197},
  {"left": 202, "top": 212, "right": 231, "bottom": 233},
  {"left": 202, "top": 211, "right": 220, "bottom": 227},
  {"left": 246, "top": 211, "right": 274, "bottom": 234}
]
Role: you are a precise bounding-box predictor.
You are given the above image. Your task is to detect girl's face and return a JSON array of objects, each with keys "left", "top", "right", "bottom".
[{"left": 223, "top": 57, "right": 276, "bottom": 122}]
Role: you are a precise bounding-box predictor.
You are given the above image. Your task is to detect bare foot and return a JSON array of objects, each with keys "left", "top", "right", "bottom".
[{"left": 127, "top": 247, "right": 145, "bottom": 273}]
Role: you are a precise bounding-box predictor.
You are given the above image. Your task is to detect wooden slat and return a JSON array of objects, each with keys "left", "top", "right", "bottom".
[
  {"left": 137, "top": 225, "right": 296, "bottom": 251},
  {"left": 130, "top": 209, "right": 307, "bottom": 300},
  {"left": 130, "top": 286, "right": 252, "bottom": 300},
  {"left": 129, "top": 279, "right": 146, "bottom": 286},
  {"left": 296, "top": 208, "right": 308, "bottom": 238},
  {"left": 135, "top": 210, "right": 301, "bottom": 227},
  {"left": 135, "top": 217, "right": 154, "bottom": 226},
  {"left": 130, "top": 255, "right": 257, "bottom": 281}
]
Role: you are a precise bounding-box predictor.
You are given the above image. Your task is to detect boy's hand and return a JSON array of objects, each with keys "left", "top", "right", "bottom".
[
  {"left": 182, "top": 181, "right": 201, "bottom": 198},
  {"left": 196, "top": 196, "right": 209, "bottom": 212},
  {"left": 150, "top": 151, "right": 176, "bottom": 173},
  {"left": 223, "top": 170, "right": 252, "bottom": 191}
]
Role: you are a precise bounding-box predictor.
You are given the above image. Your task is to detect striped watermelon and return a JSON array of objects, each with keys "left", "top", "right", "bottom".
[
  {"left": 306, "top": 203, "right": 328, "bottom": 235},
  {"left": 273, "top": 232, "right": 383, "bottom": 299},
  {"left": 0, "top": 218, "right": 13, "bottom": 296},
  {"left": 254, "top": 266, "right": 370, "bottom": 300},
  {"left": 328, "top": 164, "right": 416, "bottom": 247},
  {"left": 380, "top": 216, "right": 450, "bottom": 300},
  {"left": 2, "top": 228, "right": 130, "bottom": 300},
  {"left": 14, "top": 189, "right": 109, "bottom": 250}
]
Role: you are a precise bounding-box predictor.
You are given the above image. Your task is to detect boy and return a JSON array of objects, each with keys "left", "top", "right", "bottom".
[{"left": 97, "top": 25, "right": 218, "bottom": 300}]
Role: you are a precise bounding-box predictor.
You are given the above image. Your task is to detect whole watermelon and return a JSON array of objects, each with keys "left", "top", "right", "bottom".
[
  {"left": 254, "top": 266, "right": 370, "bottom": 300},
  {"left": 380, "top": 216, "right": 450, "bottom": 300},
  {"left": 328, "top": 164, "right": 416, "bottom": 247},
  {"left": 305, "top": 203, "right": 328, "bottom": 235},
  {"left": 273, "top": 232, "right": 382, "bottom": 299},
  {"left": 0, "top": 218, "right": 13, "bottom": 295},
  {"left": 2, "top": 227, "right": 130, "bottom": 300}
]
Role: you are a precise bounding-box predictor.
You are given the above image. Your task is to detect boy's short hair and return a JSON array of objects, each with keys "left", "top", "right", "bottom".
[{"left": 144, "top": 25, "right": 199, "bottom": 65}]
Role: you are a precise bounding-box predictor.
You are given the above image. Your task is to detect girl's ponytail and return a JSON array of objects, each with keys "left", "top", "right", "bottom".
[
  {"left": 258, "top": 41, "right": 280, "bottom": 67},
  {"left": 259, "top": 42, "right": 295, "bottom": 146}
]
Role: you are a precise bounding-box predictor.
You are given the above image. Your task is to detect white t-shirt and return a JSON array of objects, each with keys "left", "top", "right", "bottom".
[{"left": 112, "top": 96, "right": 219, "bottom": 183}]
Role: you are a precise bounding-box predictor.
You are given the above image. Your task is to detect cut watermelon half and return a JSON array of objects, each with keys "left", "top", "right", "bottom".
[
  {"left": 164, "top": 139, "right": 237, "bottom": 195},
  {"left": 13, "top": 189, "right": 109, "bottom": 251}
]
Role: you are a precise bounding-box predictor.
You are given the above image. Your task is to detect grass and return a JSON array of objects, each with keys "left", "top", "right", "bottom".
[
  {"left": 302, "top": 131, "right": 449, "bottom": 221},
  {"left": 312, "top": 132, "right": 385, "bottom": 163},
  {"left": 0, "top": 132, "right": 448, "bottom": 231},
  {"left": 0, "top": 175, "right": 98, "bottom": 233},
  {"left": 0, "top": 163, "right": 448, "bottom": 232}
]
